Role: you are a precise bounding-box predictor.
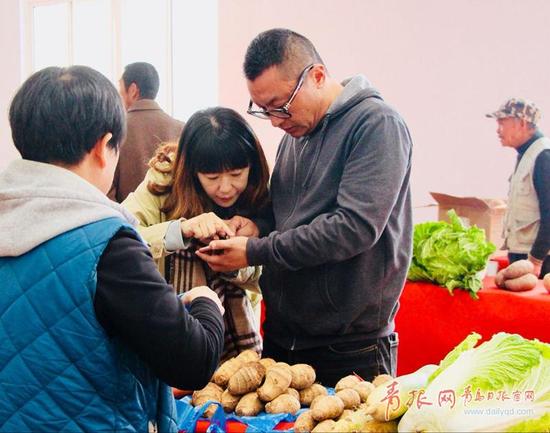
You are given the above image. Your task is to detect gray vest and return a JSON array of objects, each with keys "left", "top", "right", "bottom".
[{"left": 504, "top": 136, "right": 550, "bottom": 254}]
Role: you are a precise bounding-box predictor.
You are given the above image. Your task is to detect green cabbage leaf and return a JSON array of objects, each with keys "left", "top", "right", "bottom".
[
  {"left": 398, "top": 333, "right": 550, "bottom": 432},
  {"left": 407, "top": 210, "right": 496, "bottom": 298}
]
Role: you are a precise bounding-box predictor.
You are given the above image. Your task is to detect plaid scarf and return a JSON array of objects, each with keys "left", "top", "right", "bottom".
[{"left": 166, "top": 249, "right": 262, "bottom": 361}]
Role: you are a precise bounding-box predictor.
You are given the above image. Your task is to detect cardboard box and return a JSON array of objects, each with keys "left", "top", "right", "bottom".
[{"left": 430, "top": 192, "right": 507, "bottom": 247}]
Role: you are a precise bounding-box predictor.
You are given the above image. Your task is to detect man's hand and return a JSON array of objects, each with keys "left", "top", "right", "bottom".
[
  {"left": 181, "top": 212, "right": 235, "bottom": 242},
  {"left": 226, "top": 215, "right": 260, "bottom": 237},
  {"left": 528, "top": 254, "right": 543, "bottom": 278},
  {"left": 180, "top": 285, "right": 225, "bottom": 315},
  {"left": 196, "top": 236, "right": 249, "bottom": 272}
]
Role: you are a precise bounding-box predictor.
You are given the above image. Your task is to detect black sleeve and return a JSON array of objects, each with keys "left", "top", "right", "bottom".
[
  {"left": 94, "top": 228, "right": 224, "bottom": 390},
  {"left": 531, "top": 149, "right": 550, "bottom": 259}
]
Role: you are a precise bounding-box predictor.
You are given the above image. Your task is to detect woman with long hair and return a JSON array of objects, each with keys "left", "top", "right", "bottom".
[{"left": 123, "top": 107, "right": 270, "bottom": 359}]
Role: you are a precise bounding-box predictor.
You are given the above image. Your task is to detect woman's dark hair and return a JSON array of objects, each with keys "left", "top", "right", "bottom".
[
  {"left": 9, "top": 65, "right": 125, "bottom": 165},
  {"left": 152, "top": 107, "right": 270, "bottom": 219}
]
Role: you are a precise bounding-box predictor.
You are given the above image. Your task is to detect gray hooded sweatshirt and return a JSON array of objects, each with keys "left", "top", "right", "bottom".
[
  {"left": 0, "top": 159, "right": 137, "bottom": 258},
  {"left": 247, "top": 75, "right": 413, "bottom": 349}
]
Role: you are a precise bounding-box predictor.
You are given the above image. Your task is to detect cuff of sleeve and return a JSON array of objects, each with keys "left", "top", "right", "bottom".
[
  {"left": 246, "top": 236, "right": 270, "bottom": 266},
  {"left": 528, "top": 253, "right": 544, "bottom": 264},
  {"left": 164, "top": 219, "right": 192, "bottom": 252},
  {"left": 189, "top": 297, "right": 223, "bottom": 320}
]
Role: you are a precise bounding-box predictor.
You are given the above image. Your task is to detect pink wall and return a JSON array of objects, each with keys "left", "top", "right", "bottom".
[
  {"left": 0, "top": 0, "right": 22, "bottom": 168},
  {"left": 1, "top": 0, "right": 549, "bottom": 224},
  {"left": 218, "top": 0, "right": 550, "bottom": 222}
]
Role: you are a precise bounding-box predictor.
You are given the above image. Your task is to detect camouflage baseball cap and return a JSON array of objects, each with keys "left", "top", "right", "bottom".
[{"left": 486, "top": 98, "right": 541, "bottom": 124}]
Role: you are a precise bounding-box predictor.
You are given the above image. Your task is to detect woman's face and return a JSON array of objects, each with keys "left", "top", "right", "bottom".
[{"left": 197, "top": 166, "right": 250, "bottom": 208}]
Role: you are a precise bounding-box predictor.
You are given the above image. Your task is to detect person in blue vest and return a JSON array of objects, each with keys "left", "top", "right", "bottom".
[
  {"left": 0, "top": 65, "right": 225, "bottom": 433},
  {"left": 486, "top": 98, "right": 550, "bottom": 278}
]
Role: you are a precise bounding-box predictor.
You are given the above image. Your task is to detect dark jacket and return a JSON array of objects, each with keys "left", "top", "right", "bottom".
[
  {"left": 0, "top": 218, "right": 223, "bottom": 432},
  {"left": 109, "top": 99, "right": 184, "bottom": 202},
  {"left": 0, "top": 160, "right": 224, "bottom": 432},
  {"left": 247, "top": 75, "right": 413, "bottom": 350}
]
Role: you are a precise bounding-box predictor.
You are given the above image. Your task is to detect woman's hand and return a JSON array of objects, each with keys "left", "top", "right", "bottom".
[
  {"left": 226, "top": 215, "right": 260, "bottom": 237},
  {"left": 180, "top": 212, "right": 235, "bottom": 242},
  {"left": 196, "top": 237, "right": 249, "bottom": 272}
]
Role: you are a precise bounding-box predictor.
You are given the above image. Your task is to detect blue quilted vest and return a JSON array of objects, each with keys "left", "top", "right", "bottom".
[{"left": 0, "top": 218, "right": 177, "bottom": 433}]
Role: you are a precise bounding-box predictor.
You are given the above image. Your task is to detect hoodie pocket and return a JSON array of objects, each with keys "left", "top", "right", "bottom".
[
  {"left": 279, "top": 267, "right": 340, "bottom": 334},
  {"left": 260, "top": 267, "right": 284, "bottom": 315},
  {"left": 319, "top": 267, "right": 339, "bottom": 313}
]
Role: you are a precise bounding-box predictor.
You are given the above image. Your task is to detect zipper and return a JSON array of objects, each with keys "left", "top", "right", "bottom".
[
  {"left": 279, "top": 117, "right": 331, "bottom": 229},
  {"left": 281, "top": 118, "right": 330, "bottom": 352},
  {"left": 279, "top": 136, "right": 310, "bottom": 229},
  {"left": 302, "top": 118, "right": 329, "bottom": 188},
  {"left": 295, "top": 137, "right": 311, "bottom": 187}
]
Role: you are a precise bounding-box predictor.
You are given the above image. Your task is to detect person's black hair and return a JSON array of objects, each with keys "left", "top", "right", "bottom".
[
  {"left": 121, "top": 62, "right": 160, "bottom": 99},
  {"left": 244, "top": 28, "right": 324, "bottom": 81},
  {"left": 9, "top": 65, "right": 126, "bottom": 165},
  {"left": 164, "top": 107, "right": 270, "bottom": 219},
  {"left": 181, "top": 107, "right": 262, "bottom": 174}
]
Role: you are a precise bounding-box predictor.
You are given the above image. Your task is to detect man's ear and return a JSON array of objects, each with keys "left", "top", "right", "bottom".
[
  {"left": 518, "top": 118, "right": 532, "bottom": 133},
  {"left": 128, "top": 82, "right": 140, "bottom": 100},
  {"left": 311, "top": 64, "right": 327, "bottom": 88},
  {"left": 91, "top": 133, "right": 114, "bottom": 168}
]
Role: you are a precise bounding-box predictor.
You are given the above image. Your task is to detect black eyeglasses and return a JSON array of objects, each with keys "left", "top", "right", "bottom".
[{"left": 247, "top": 64, "right": 315, "bottom": 119}]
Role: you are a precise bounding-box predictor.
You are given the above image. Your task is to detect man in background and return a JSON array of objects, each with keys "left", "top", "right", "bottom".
[
  {"left": 109, "top": 62, "right": 184, "bottom": 202},
  {"left": 199, "top": 28, "right": 413, "bottom": 386},
  {"left": 487, "top": 98, "right": 550, "bottom": 277}
]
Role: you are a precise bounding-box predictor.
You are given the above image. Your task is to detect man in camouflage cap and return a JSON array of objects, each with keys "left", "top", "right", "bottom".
[
  {"left": 486, "top": 97, "right": 541, "bottom": 125},
  {"left": 487, "top": 98, "right": 550, "bottom": 278}
]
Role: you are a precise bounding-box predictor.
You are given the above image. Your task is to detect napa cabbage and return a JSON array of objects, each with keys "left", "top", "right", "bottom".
[{"left": 398, "top": 333, "right": 550, "bottom": 432}]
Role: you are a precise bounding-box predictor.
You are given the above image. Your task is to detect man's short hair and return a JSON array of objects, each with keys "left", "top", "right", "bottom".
[
  {"left": 9, "top": 65, "right": 126, "bottom": 165},
  {"left": 244, "top": 28, "right": 324, "bottom": 81},
  {"left": 121, "top": 62, "right": 160, "bottom": 100}
]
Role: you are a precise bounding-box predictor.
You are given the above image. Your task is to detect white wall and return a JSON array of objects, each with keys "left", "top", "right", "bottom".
[
  {"left": 0, "top": 0, "right": 220, "bottom": 170},
  {"left": 0, "top": 0, "right": 22, "bottom": 168}
]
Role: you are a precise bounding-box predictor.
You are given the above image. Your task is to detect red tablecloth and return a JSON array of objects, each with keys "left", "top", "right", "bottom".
[
  {"left": 395, "top": 277, "right": 550, "bottom": 375},
  {"left": 490, "top": 252, "right": 510, "bottom": 271}
]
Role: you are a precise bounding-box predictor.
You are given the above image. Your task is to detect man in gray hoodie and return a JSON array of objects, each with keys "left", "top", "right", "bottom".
[{"left": 198, "top": 28, "right": 413, "bottom": 386}]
